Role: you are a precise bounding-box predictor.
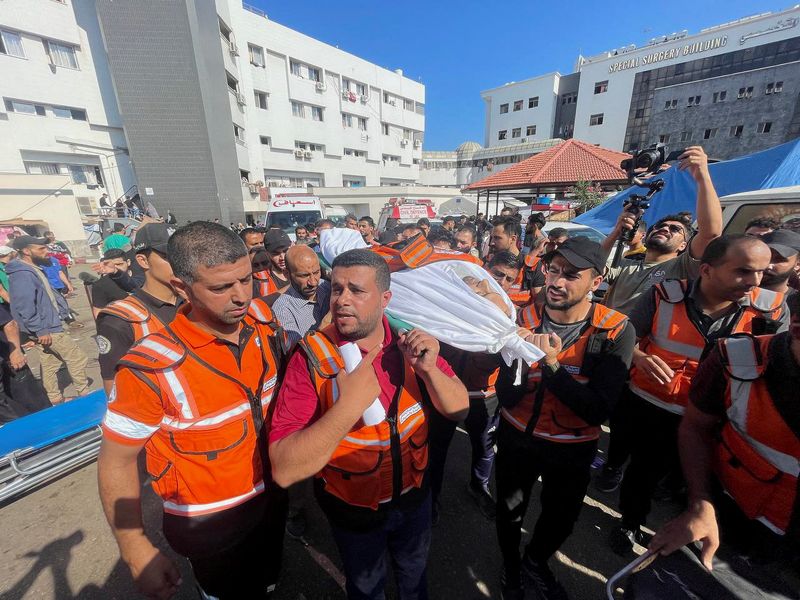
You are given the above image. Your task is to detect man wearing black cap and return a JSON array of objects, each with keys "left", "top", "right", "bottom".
[
  {"left": 760, "top": 228, "right": 800, "bottom": 297},
  {"left": 256, "top": 229, "right": 291, "bottom": 297},
  {"left": 494, "top": 237, "right": 635, "bottom": 600},
  {"left": 95, "top": 224, "right": 179, "bottom": 395},
  {"left": 6, "top": 235, "right": 90, "bottom": 404}
]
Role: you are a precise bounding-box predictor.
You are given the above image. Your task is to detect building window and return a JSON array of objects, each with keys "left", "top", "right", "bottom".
[
  {"left": 589, "top": 113, "right": 604, "bottom": 126},
  {"left": 658, "top": 134, "right": 671, "bottom": 143},
  {"left": 635, "top": 108, "right": 645, "bottom": 118},
  {"left": 45, "top": 40, "right": 78, "bottom": 69},
  {"left": 526, "top": 125, "right": 536, "bottom": 136},
  {"left": 254, "top": 91, "right": 268, "bottom": 110},
  {"left": 594, "top": 80, "right": 608, "bottom": 94},
  {"left": 383, "top": 92, "right": 398, "bottom": 106},
  {"left": 344, "top": 148, "right": 366, "bottom": 158},
  {"left": 358, "top": 117, "right": 367, "bottom": 131},
  {"left": 226, "top": 72, "right": 239, "bottom": 93},
  {"left": 248, "top": 44, "right": 265, "bottom": 67},
  {"left": 528, "top": 96, "right": 539, "bottom": 108},
  {"left": 712, "top": 91, "right": 727, "bottom": 103},
  {"left": 403, "top": 98, "right": 414, "bottom": 111},
  {"left": 766, "top": 81, "right": 784, "bottom": 94},
  {"left": 311, "top": 106, "right": 323, "bottom": 121},
  {"left": 757, "top": 122, "right": 772, "bottom": 134},
  {"left": 737, "top": 86, "right": 754, "bottom": 99},
  {"left": 687, "top": 95, "right": 701, "bottom": 107},
  {"left": 498, "top": 129, "right": 507, "bottom": 140},
  {"left": 680, "top": 131, "right": 692, "bottom": 142},
  {"left": 703, "top": 128, "right": 717, "bottom": 139},
  {"left": 343, "top": 177, "right": 365, "bottom": 188},
  {"left": 291, "top": 101, "right": 304, "bottom": 118},
  {"left": 308, "top": 67, "right": 321, "bottom": 82},
  {"left": 729, "top": 125, "right": 744, "bottom": 137},
  {"left": 259, "top": 136, "right": 271, "bottom": 145},
  {"left": 382, "top": 154, "right": 400, "bottom": 163},
  {"left": 664, "top": 99, "right": 678, "bottom": 110},
  {"left": 233, "top": 124, "right": 245, "bottom": 143},
  {"left": 4, "top": 99, "right": 45, "bottom": 116},
  {"left": 290, "top": 60, "right": 302, "bottom": 76},
  {"left": 0, "top": 30, "right": 25, "bottom": 58},
  {"left": 513, "top": 100, "right": 523, "bottom": 111},
  {"left": 382, "top": 122, "right": 390, "bottom": 135},
  {"left": 499, "top": 103, "right": 508, "bottom": 114},
  {"left": 52, "top": 106, "right": 87, "bottom": 120},
  {"left": 295, "top": 141, "right": 324, "bottom": 152},
  {"left": 511, "top": 127, "right": 521, "bottom": 138},
  {"left": 561, "top": 93, "right": 577, "bottom": 105}
]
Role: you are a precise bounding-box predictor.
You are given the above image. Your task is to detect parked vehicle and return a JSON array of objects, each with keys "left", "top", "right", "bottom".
[{"left": 261, "top": 188, "right": 325, "bottom": 241}]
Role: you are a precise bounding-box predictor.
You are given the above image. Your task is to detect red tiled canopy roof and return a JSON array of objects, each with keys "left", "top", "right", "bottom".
[{"left": 465, "top": 138, "right": 629, "bottom": 191}]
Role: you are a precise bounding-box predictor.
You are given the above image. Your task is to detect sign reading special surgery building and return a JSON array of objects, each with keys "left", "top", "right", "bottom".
[{"left": 608, "top": 35, "right": 728, "bottom": 73}]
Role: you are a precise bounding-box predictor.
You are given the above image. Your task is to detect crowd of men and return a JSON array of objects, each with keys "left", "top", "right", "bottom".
[{"left": 2, "top": 146, "right": 799, "bottom": 599}]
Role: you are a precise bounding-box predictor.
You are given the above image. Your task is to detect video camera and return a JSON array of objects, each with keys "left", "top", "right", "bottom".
[{"left": 620, "top": 143, "right": 684, "bottom": 181}]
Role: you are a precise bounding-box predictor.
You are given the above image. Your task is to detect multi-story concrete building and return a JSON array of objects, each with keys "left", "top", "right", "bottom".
[
  {"left": 1, "top": 0, "right": 425, "bottom": 227},
  {"left": 480, "top": 5, "right": 800, "bottom": 160}
]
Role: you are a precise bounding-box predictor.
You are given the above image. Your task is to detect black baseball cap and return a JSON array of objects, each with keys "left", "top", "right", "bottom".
[
  {"left": 264, "top": 229, "right": 291, "bottom": 252},
  {"left": 762, "top": 229, "right": 800, "bottom": 258},
  {"left": 543, "top": 236, "right": 606, "bottom": 273},
  {"left": 11, "top": 235, "right": 48, "bottom": 250},
  {"left": 133, "top": 223, "right": 170, "bottom": 254}
]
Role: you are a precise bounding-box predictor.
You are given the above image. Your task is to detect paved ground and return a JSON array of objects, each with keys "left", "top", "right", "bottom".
[{"left": 0, "top": 268, "right": 681, "bottom": 600}]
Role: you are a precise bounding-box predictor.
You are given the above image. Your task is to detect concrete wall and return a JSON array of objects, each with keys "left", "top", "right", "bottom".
[{"left": 0, "top": 174, "right": 89, "bottom": 254}]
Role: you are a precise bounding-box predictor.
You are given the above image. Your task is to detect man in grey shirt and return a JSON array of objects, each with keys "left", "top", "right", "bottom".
[
  {"left": 601, "top": 147, "right": 723, "bottom": 315},
  {"left": 272, "top": 245, "right": 330, "bottom": 349}
]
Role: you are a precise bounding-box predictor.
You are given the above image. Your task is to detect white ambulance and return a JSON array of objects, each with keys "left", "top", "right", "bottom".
[{"left": 261, "top": 188, "right": 325, "bottom": 241}]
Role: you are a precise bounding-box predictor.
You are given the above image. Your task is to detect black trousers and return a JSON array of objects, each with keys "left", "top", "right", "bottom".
[
  {"left": 164, "top": 486, "right": 288, "bottom": 599},
  {"left": 606, "top": 385, "right": 636, "bottom": 470},
  {"left": 495, "top": 420, "right": 596, "bottom": 575},
  {"left": 463, "top": 394, "right": 500, "bottom": 488},
  {"left": 618, "top": 393, "right": 682, "bottom": 529},
  {"left": 428, "top": 408, "right": 457, "bottom": 504}
]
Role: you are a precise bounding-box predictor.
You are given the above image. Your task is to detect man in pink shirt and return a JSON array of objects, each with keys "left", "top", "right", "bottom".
[{"left": 269, "top": 248, "right": 468, "bottom": 600}]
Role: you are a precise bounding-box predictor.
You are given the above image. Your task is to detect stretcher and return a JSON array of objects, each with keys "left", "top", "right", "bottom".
[{"left": 0, "top": 390, "right": 107, "bottom": 504}]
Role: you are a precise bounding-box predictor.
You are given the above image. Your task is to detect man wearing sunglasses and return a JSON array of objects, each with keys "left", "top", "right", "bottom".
[{"left": 96, "top": 223, "right": 180, "bottom": 395}]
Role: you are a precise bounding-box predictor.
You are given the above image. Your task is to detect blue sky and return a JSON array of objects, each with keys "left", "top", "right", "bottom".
[{"left": 254, "top": 1, "right": 787, "bottom": 150}]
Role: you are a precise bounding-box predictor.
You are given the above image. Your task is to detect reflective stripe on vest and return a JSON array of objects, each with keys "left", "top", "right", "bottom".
[
  {"left": 650, "top": 281, "right": 703, "bottom": 360},
  {"left": 162, "top": 481, "right": 266, "bottom": 517}
]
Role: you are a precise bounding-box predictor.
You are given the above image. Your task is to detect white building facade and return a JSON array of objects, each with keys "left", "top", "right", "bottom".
[{"left": 0, "top": 0, "right": 136, "bottom": 221}]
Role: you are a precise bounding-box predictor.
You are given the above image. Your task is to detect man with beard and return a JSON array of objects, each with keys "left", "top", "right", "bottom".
[
  {"left": 272, "top": 245, "right": 330, "bottom": 349},
  {"left": 358, "top": 216, "right": 380, "bottom": 246},
  {"left": 98, "top": 222, "right": 288, "bottom": 599},
  {"left": 6, "top": 236, "right": 89, "bottom": 404},
  {"left": 269, "top": 249, "right": 468, "bottom": 600},
  {"left": 345, "top": 213, "right": 359, "bottom": 231},
  {"left": 609, "top": 235, "right": 789, "bottom": 556},
  {"left": 261, "top": 229, "right": 291, "bottom": 295},
  {"left": 760, "top": 229, "right": 800, "bottom": 298},
  {"left": 455, "top": 225, "right": 480, "bottom": 258},
  {"left": 486, "top": 218, "right": 542, "bottom": 304},
  {"left": 442, "top": 216, "right": 456, "bottom": 232},
  {"left": 494, "top": 237, "right": 635, "bottom": 600},
  {"left": 595, "top": 146, "right": 722, "bottom": 494}
]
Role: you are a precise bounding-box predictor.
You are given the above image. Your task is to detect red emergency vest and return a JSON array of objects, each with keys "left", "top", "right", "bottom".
[
  {"left": 97, "top": 295, "right": 170, "bottom": 339},
  {"left": 630, "top": 279, "right": 783, "bottom": 415},
  {"left": 715, "top": 334, "right": 800, "bottom": 535},
  {"left": 112, "top": 299, "right": 284, "bottom": 517},
  {"left": 298, "top": 325, "right": 429, "bottom": 510},
  {"left": 502, "top": 303, "right": 628, "bottom": 443},
  {"left": 372, "top": 234, "right": 483, "bottom": 272}
]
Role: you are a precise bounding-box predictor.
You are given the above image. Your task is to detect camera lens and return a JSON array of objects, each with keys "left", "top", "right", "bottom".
[{"left": 636, "top": 150, "right": 659, "bottom": 170}]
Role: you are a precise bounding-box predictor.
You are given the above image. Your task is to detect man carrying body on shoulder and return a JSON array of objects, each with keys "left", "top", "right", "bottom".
[
  {"left": 609, "top": 235, "right": 789, "bottom": 555},
  {"left": 344, "top": 214, "right": 359, "bottom": 231},
  {"left": 634, "top": 292, "right": 800, "bottom": 599},
  {"left": 95, "top": 224, "right": 179, "bottom": 396},
  {"left": 358, "top": 216, "right": 380, "bottom": 246},
  {"left": 760, "top": 229, "right": 800, "bottom": 299},
  {"left": 98, "top": 222, "right": 288, "bottom": 599},
  {"left": 595, "top": 146, "right": 723, "bottom": 493},
  {"left": 272, "top": 245, "right": 330, "bottom": 350},
  {"left": 495, "top": 237, "right": 635, "bottom": 600},
  {"left": 269, "top": 249, "right": 468, "bottom": 600}
]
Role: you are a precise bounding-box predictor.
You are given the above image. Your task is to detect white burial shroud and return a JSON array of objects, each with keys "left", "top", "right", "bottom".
[{"left": 319, "top": 228, "right": 544, "bottom": 369}]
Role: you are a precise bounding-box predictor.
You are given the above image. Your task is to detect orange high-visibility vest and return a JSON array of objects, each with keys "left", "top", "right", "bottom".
[
  {"left": 112, "top": 299, "right": 284, "bottom": 517},
  {"left": 98, "top": 295, "right": 170, "bottom": 339},
  {"left": 502, "top": 303, "right": 628, "bottom": 443},
  {"left": 298, "top": 325, "right": 429, "bottom": 510},
  {"left": 253, "top": 269, "right": 280, "bottom": 297},
  {"left": 372, "top": 234, "right": 483, "bottom": 272},
  {"left": 715, "top": 334, "right": 800, "bottom": 535},
  {"left": 630, "top": 279, "right": 783, "bottom": 415}
]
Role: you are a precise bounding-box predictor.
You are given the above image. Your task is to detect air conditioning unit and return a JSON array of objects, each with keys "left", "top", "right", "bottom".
[
  {"left": 229, "top": 41, "right": 239, "bottom": 56},
  {"left": 236, "top": 93, "right": 246, "bottom": 106},
  {"left": 521, "top": 137, "right": 528, "bottom": 143},
  {"left": 303, "top": 150, "right": 313, "bottom": 159},
  {"left": 388, "top": 100, "right": 397, "bottom": 106},
  {"left": 248, "top": 184, "right": 258, "bottom": 194},
  {"left": 360, "top": 94, "right": 369, "bottom": 103},
  {"left": 361, "top": 133, "right": 370, "bottom": 142},
  {"left": 400, "top": 139, "right": 409, "bottom": 147},
  {"left": 413, "top": 139, "right": 421, "bottom": 148},
  {"left": 315, "top": 82, "right": 327, "bottom": 92},
  {"left": 294, "top": 149, "right": 305, "bottom": 158}
]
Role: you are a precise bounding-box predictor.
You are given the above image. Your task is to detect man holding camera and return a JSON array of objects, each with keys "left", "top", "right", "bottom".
[{"left": 595, "top": 146, "right": 723, "bottom": 494}]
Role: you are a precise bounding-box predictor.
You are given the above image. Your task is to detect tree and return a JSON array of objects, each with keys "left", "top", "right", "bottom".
[{"left": 567, "top": 179, "right": 606, "bottom": 215}]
